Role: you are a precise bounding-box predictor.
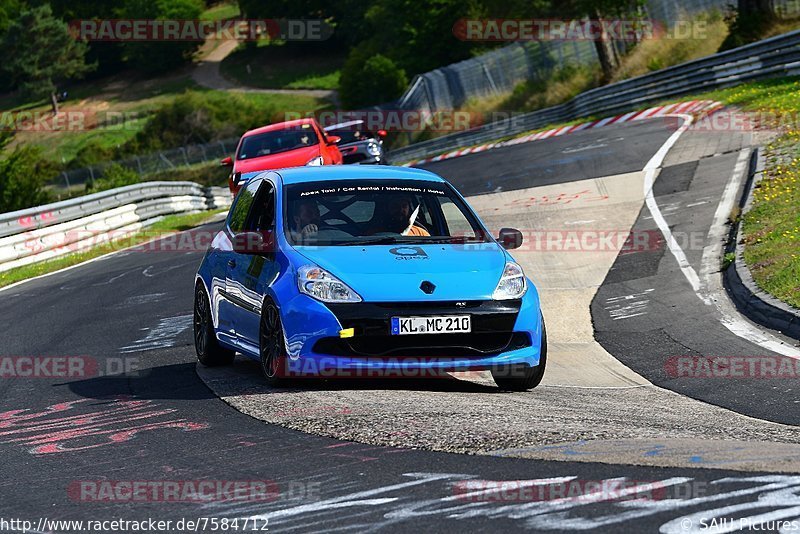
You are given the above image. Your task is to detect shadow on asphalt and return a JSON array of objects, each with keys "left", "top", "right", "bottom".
[
  {"left": 62, "top": 362, "right": 218, "bottom": 400},
  {"left": 206, "top": 356, "right": 504, "bottom": 394}
]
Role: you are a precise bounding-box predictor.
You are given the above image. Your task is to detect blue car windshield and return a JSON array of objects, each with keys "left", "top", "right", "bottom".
[{"left": 284, "top": 179, "right": 490, "bottom": 246}]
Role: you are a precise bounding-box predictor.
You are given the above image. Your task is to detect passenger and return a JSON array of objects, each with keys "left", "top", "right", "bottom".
[
  {"left": 290, "top": 199, "right": 321, "bottom": 242},
  {"left": 370, "top": 195, "right": 430, "bottom": 236}
]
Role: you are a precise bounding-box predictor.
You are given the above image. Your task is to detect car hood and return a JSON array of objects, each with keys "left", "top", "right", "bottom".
[
  {"left": 234, "top": 145, "right": 320, "bottom": 173},
  {"left": 293, "top": 243, "right": 507, "bottom": 301}
]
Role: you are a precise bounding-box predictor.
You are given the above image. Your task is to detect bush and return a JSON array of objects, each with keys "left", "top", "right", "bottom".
[
  {"left": 124, "top": 90, "right": 280, "bottom": 153},
  {"left": 69, "top": 138, "right": 117, "bottom": 169},
  {"left": 85, "top": 163, "right": 140, "bottom": 193},
  {"left": 339, "top": 51, "right": 408, "bottom": 108},
  {"left": 0, "top": 146, "right": 54, "bottom": 212}
]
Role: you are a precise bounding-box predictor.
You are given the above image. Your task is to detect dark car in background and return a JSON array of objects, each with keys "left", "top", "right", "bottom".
[{"left": 324, "top": 120, "right": 388, "bottom": 165}]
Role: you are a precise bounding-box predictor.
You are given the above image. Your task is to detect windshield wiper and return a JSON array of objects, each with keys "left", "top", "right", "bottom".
[{"left": 332, "top": 236, "right": 401, "bottom": 246}]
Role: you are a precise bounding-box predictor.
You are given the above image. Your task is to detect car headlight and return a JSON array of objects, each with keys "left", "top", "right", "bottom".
[
  {"left": 492, "top": 262, "right": 527, "bottom": 300},
  {"left": 305, "top": 156, "right": 324, "bottom": 166},
  {"left": 366, "top": 142, "right": 381, "bottom": 156},
  {"left": 298, "top": 265, "right": 362, "bottom": 302}
]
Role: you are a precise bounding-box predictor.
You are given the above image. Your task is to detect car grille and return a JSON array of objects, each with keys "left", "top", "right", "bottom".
[
  {"left": 315, "top": 300, "right": 528, "bottom": 358},
  {"left": 314, "top": 332, "right": 530, "bottom": 358}
]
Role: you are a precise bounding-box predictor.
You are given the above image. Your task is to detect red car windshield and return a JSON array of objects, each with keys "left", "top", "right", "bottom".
[{"left": 237, "top": 126, "right": 319, "bottom": 160}]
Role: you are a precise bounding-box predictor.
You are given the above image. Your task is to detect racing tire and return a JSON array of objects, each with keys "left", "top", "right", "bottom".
[
  {"left": 491, "top": 316, "right": 547, "bottom": 391},
  {"left": 194, "top": 284, "right": 235, "bottom": 366},
  {"left": 260, "top": 301, "right": 288, "bottom": 385}
]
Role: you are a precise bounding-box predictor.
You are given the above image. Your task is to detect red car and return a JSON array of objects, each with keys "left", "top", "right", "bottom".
[{"left": 222, "top": 118, "right": 343, "bottom": 195}]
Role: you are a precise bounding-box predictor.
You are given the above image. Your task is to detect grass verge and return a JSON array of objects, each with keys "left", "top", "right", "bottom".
[
  {"left": 675, "top": 77, "right": 800, "bottom": 308},
  {"left": 0, "top": 210, "right": 225, "bottom": 289},
  {"left": 220, "top": 42, "right": 344, "bottom": 90}
]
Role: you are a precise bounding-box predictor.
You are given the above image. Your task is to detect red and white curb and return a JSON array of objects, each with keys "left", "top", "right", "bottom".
[{"left": 400, "top": 100, "right": 724, "bottom": 167}]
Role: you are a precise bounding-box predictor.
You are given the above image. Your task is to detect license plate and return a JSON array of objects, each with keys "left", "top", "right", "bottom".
[{"left": 390, "top": 315, "right": 471, "bottom": 335}]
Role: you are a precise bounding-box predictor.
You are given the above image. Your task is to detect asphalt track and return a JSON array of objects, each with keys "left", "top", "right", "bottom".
[{"left": 2, "top": 117, "right": 800, "bottom": 533}]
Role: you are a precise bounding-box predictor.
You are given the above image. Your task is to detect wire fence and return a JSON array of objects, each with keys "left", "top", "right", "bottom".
[
  {"left": 52, "top": 138, "right": 239, "bottom": 190},
  {"left": 394, "top": 0, "right": 787, "bottom": 114}
]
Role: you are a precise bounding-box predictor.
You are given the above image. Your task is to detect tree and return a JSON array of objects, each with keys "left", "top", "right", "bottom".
[
  {"left": 552, "top": 0, "right": 645, "bottom": 81},
  {"left": 0, "top": 146, "right": 54, "bottom": 213},
  {"left": 339, "top": 52, "right": 408, "bottom": 108},
  {"left": 118, "top": 0, "right": 205, "bottom": 74},
  {"left": 1, "top": 4, "right": 95, "bottom": 114},
  {"left": 720, "top": 0, "right": 776, "bottom": 49}
]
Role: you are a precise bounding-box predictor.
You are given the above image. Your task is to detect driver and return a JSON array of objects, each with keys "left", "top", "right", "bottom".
[
  {"left": 370, "top": 195, "right": 430, "bottom": 236},
  {"left": 290, "top": 199, "right": 321, "bottom": 242}
]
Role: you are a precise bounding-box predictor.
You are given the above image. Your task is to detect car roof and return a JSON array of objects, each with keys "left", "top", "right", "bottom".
[
  {"left": 253, "top": 165, "right": 445, "bottom": 186},
  {"left": 243, "top": 118, "right": 317, "bottom": 137}
]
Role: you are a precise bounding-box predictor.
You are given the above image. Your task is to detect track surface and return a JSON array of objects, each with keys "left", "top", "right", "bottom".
[{"left": 2, "top": 117, "right": 800, "bottom": 533}]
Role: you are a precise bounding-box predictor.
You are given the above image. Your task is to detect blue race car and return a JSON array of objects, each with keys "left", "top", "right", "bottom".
[{"left": 194, "top": 166, "right": 546, "bottom": 391}]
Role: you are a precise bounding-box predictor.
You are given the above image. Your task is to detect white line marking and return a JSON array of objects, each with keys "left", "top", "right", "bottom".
[
  {"left": 642, "top": 113, "right": 702, "bottom": 292},
  {"left": 645, "top": 121, "right": 800, "bottom": 359},
  {"left": 698, "top": 149, "right": 800, "bottom": 359}
]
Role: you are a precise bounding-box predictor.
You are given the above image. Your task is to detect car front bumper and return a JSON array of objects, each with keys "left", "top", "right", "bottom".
[{"left": 276, "top": 291, "right": 543, "bottom": 377}]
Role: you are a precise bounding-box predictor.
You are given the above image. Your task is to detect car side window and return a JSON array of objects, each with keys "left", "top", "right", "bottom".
[
  {"left": 228, "top": 186, "right": 256, "bottom": 233},
  {"left": 247, "top": 183, "right": 276, "bottom": 232}
]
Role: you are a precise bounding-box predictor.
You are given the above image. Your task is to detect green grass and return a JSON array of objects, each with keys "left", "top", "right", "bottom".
[
  {"left": 200, "top": 1, "right": 240, "bottom": 21},
  {"left": 220, "top": 42, "right": 343, "bottom": 90},
  {"left": 0, "top": 210, "right": 226, "bottom": 289}
]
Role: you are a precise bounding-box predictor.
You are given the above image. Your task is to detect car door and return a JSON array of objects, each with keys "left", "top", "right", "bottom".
[
  {"left": 212, "top": 186, "right": 255, "bottom": 343},
  {"left": 226, "top": 179, "right": 279, "bottom": 349}
]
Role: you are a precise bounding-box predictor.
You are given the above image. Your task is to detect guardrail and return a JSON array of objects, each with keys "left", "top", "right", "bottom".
[
  {"left": 0, "top": 182, "right": 231, "bottom": 273},
  {"left": 387, "top": 29, "right": 800, "bottom": 164}
]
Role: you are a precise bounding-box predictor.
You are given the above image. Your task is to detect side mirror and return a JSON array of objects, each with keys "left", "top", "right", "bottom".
[
  {"left": 498, "top": 228, "right": 523, "bottom": 250},
  {"left": 326, "top": 135, "right": 342, "bottom": 145},
  {"left": 376, "top": 129, "right": 387, "bottom": 139},
  {"left": 232, "top": 231, "right": 275, "bottom": 255},
  {"left": 221, "top": 156, "right": 233, "bottom": 167}
]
